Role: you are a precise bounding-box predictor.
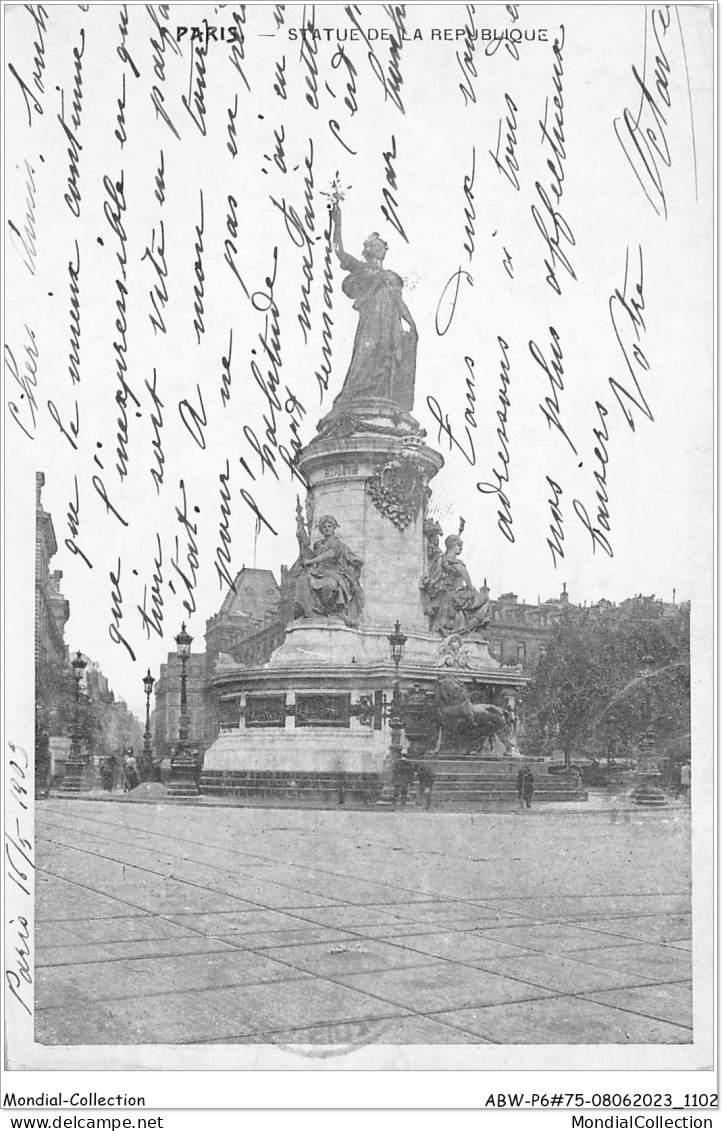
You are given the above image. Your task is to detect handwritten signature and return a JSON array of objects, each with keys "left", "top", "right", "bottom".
[{"left": 614, "top": 6, "right": 676, "bottom": 219}]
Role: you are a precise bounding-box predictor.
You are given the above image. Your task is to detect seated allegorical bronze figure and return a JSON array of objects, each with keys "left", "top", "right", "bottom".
[
  {"left": 294, "top": 512, "right": 364, "bottom": 627},
  {"left": 420, "top": 534, "right": 491, "bottom": 637}
]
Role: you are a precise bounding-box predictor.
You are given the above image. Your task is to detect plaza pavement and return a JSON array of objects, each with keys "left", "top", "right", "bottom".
[{"left": 34, "top": 797, "right": 692, "bottom": 1047}]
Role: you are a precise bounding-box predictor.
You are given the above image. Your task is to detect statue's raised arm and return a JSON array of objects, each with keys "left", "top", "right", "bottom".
[{"left": 330, "top": 203, "right": 363, "bottom": 273}]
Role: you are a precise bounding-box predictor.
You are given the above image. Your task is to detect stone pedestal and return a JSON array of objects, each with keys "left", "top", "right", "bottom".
[
  {"left": 57, "top": 755, "right": 87, "bottom": 794},
  {"left": 168, "top": 753, "right": 200, "bottom": 798},
  {"left": 630, "top": 770, "right": 667, "bottom": 807},
  {"left": 203, "top": 399, "right": 529, "bottom": 803},
  {"left": 297, "top": 399, "right": 443, "bottom": 634}
]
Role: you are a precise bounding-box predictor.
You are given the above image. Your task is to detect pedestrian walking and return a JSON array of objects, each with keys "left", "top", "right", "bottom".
[
  {"left": 679, "top": 761, "right": 691, "bottom": 800},
  {"left": 392, "top": 756, "right": 415, "bottom": 807},
  {"left": 416, "top": 762, "right": 435, "bottom": 810},
  {"left": 193, "top": 747, "right": 205, "bottom": 792},
  {"left": 123, "top": 750, "right": 140, "bottom": 791},
  {"left": 517, "top": 765, "right": 534, "bottom": 810},
  {"left": 100, "top": 755, "right": 115, "bottom": 792}
]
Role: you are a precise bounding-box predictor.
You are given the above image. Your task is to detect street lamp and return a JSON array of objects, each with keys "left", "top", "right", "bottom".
[
  {"left": 388, "top": 619, "right": 407, "bottom": 746},
  {"left": 389, "top": 619, "right": 407, "bottom": 671},
  {"left": 169, "top": 622, "right": 198, "bottom": 796},
  {"left": 631, "top": 653, "right": 666, "bottom": 807},
  {"left": 60, "top": 651, "right": 87, "bottom": 793},
  {"left": 638, "top": 654, "right": 654, "bottom": 776},
  {"left": 140, "top": 668, "right": 155, "bottom": 781},
  {"left": 377, "top": 621, "right": 407, "bottom": 805}
]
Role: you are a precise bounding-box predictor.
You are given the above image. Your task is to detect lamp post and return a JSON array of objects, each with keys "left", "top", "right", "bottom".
[
  {"left": 60, "top": 651, "right": 87, "bottom": 793},
  {"left": 388, "top": 620, "right": 407, "bottom": 758},
  {"left": 631, "top": 653, "right": 666, "bottom": 807},
  {"left": 377, "top": 621, "right": 407, "bottom": 804},
  {"left": 169, "top": 623, "right": 199, "bottom": 797},
  {"left": 140, "top": 668, "right": 155, "bottom": 781}
]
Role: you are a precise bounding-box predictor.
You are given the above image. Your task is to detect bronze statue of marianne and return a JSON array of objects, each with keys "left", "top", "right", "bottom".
[
  {"left": 330, "top": 201, "right": 418, "bottom": 412},
  {"left": 294, "top": 511, "right": 364, "bottom": 627}
]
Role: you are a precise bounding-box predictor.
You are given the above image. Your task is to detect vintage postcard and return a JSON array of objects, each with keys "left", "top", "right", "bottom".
[{"left": 3, "top": 0, "right": 715, "bottom": 1085}]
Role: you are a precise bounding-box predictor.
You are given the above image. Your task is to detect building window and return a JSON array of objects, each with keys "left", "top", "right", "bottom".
[{"left": 516, "top": 642, "right": 527, "bottom": 663}]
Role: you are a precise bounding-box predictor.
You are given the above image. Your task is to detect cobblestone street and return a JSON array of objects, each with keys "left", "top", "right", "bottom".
[{"left": 35, "top": 799, "right": 692, "bottom": 1049}]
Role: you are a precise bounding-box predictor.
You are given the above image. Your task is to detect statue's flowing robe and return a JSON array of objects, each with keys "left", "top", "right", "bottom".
[
  {"left": 422, "top": 554, "right": 491, "bottom": 636},
  {"left": 333, "top": 253, "right": 416, "bottom": 411},
  {"left": 294, "top": 534, "right": 364, "bottom": 626}
]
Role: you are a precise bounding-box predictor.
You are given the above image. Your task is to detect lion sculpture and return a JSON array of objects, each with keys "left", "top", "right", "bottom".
[{"left": 435, "top": 676, "right": 517, "bottom": 758}]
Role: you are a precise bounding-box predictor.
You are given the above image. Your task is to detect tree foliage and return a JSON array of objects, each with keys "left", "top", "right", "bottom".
[
  {"left": 525, "top": 597, "right": 690, "bottom": 762},
  {"left": 35, "top": 660, "right": 104, "bottom": 750}
]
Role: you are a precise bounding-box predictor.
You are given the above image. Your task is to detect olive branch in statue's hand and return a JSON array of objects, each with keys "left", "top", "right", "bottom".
[{"left": 321, "top": 172, "right": 352, "bottom": 212}]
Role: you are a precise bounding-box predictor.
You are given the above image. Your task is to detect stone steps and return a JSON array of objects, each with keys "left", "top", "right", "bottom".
[
  {"left": 430, "top": 783, "right": 583, "bottom": 800},
  {"left": 429, "top": 771, "right": 549, "bottom": 781},
  {"left": 432, "top": 788, "right": 585, "bottom": 803},
  {"left": 428, "top": 756, "right": 575, "bottom": 776},
  {"left": 426, "top": 761, "right": 552, "bottom": 776},
  {"left": 427, "top": 762, "right": 582, "bottom": 804},
  {"left": 201, "top": 768, "right": 585, "bottom": 806},
  {"left": 201, "top": 770, "right": 379, "bottom": 801},
  {"left": 431, "top": 794, "right": 584, "bottom": 808}
]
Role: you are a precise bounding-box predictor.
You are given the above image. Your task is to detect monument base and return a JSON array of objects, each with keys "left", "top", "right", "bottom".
[
  {"left": 204, "top": 625, "right": 525, "bottom": 804},
  {"left": 202, "top": 726, "right": 387, "bottom": 802}
]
